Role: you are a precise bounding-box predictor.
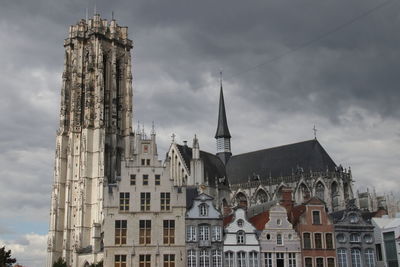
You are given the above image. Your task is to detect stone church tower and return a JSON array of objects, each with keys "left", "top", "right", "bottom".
[{"left": 47, "top": 15, "right": 133, "bottom": 266}]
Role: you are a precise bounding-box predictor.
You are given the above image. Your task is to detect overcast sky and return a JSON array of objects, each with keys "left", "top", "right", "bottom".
[{"left": 1, "top": 0, "right": 400, "bottom": 266}]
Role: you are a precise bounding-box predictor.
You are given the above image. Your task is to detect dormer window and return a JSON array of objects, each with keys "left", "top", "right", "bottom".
[
  {"left": 199, "top": 204, "right": 208, "bottom": 216},
  {"left": 237, "top": 231, "right": 245, "bottom": 244}
]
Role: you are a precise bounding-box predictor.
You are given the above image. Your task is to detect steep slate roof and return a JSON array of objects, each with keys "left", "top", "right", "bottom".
[
  {"left": 186, "top": 187, "right": 199, "bottom": 209},
  {"left": 226, "top": 139, "right": 337, "bottom": 185},
  {"left": 215, "top": 86, "right": 231, "bottom": 138},
  {"left": 176, "top": 144, "right": 227, "bottom": 187}
]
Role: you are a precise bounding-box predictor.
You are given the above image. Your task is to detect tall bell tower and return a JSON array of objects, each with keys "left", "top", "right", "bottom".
[{"left": 47, "top": 14, "right": 133, "bottom": 266}]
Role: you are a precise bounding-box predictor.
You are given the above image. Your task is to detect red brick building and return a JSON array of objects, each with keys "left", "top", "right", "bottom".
[{"left": 292, "top": 197, "right": 336, "bottom": 267}]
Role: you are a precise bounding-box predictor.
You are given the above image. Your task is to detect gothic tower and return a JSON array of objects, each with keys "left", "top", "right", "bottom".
[
  {"left": 215, "top": 81, "right": 232, "bottom": 164},
  {"left": 47, "top": 15, "right": 133, "bottom": 266}
]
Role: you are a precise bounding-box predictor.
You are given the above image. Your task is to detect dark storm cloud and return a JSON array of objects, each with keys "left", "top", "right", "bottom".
[{"left": 0, "top": 2, "right": 400, "bottom": 265}]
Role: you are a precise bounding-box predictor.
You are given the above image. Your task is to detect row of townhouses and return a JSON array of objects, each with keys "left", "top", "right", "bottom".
[{"left": 46, "top": 15, "right": 400, "bottom": 267}]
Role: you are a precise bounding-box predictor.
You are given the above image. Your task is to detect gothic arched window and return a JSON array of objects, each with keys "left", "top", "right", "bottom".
[
  {"left": 256, "top": 190, "right": 268, "bottom": 204},
  {"left": 315, "top": 182, "right": 325, "bottom": 201}
]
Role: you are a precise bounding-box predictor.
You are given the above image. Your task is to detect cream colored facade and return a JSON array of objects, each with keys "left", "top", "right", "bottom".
[{"left": 103, "top": 131, "right": 186, "bottom": 267}]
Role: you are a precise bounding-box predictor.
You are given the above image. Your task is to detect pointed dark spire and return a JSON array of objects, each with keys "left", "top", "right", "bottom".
[{"left": 215, "top": 74, "right": 231, "bottom": 139}]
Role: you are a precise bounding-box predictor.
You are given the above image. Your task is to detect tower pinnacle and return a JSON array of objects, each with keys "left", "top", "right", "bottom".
[{"left": 215, "top": 74, "right": 232, "bottom": 164}]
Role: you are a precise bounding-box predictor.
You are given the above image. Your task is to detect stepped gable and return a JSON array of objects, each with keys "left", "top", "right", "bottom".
[
  {"left": 226, "top": 139, "right": 337, "bottom": 185},
  {"left": 176, "top": 144, "right": 227, "bottom": 187}
]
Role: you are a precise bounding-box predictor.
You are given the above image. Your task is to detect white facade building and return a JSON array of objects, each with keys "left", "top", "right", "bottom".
[
  {"left": 223, "top": 208, "right": 260, "bottom": 267},
  {"left": 259, "top": 204, "right": 302, "bottom": 267},
  {"left": 372, "top": 217, "right": 400, "bottom": 267}
]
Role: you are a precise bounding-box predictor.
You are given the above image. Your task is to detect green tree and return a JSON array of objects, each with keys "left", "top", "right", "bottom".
[
  {"left": 53, "top": 257, "right": 67, "bottom": 267},
  {"left": 0, "top": 246, "right": 16, "bottom": 267}
]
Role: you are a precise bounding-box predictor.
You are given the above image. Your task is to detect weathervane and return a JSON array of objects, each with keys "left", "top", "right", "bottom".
[
  {"left": 313, "top": 125, "right": 318, "bottom": 140},
  {"left": 171, "top": 133, "right": 176, "bottom": 143}
]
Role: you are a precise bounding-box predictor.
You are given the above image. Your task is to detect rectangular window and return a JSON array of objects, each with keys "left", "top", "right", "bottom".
[
  {"left": 327, "top": 258, "right": 335, "bottom": 267},
  {"left": 225, "top": 251, "right": 234, "bottom": 267},
  {"left": 188, "top": 250, "right": 196, "bottom": 267},
  {"left": 325, "top": 233, "right": 333, "bottom": 249},
  {"left": 277, "top": 233, "right": 283, "bottom": 245},
  {"left": 212, "top": 226, "right": 222, "bottom": 241},
  {"left": 140, "top": 192, "right": 150, "bottom": 211},
  {"left": 199, "top": 225, "right": 209, "bottom": 241},
  {"left": 316, "top": 258, "right": 324, "bottom": 267},
  {"left": 305, "top": 258, "right": 313, "bottom": 267},
  {"left": 186, "top": 225, "right": 197, "bottom": 242},
  {"left": 115, "top": 220, "right": 127, "bottom": 245},
  {"left": 237, "top": 251, "right": 246, "bottom": 267},
  {"left": 130, "top": 174, "right": 136, "bottom": 185},
  {"left": 213, "top": 250, "right": 222, "bottom": 267},
  {"left": 249, "top": 251, "right": 258, "bottom": 267},
  {"left": 200, "top": 250, "right": 209, "bottom": 267},
  {"left": 264, "top": 253, "right": 273, "bottom": 267},
  {"left": 315, "top": 233, "right": 322, "bottom": 249},
  {"left": 312, "top": 210, "right": 321, "bottom": 224},
  {"left": 146, "top": 159, "right": 151, "bottom": 166},
  {"left": 115, "top": 255, "right": 127, "bottom": 267},
  {"left": 338, "top": 249, "right": 347, "bottom": 267},
  {"left": 139, "top": 220, "right": 151, "bottom": 245},
  {"left": 155, "top": 174, "right": 161, "bottom": 185},
  {"left": 139, "top": 254, "right": 151, "bottom": 267},
  {"left": 289, "top": 253, "right": 296, "bottom": 267},
  {"left": 143, "top": 174, "right": 149, "bottom": 185},
  {"left": 350, "top": 233, "right": 361, "bottom": 243},
  {"left": 163, "top": 254, "right": 175, "bottom": 267},
  {"left": 163, "top": 220, "right": 175, "bottom": 245},
  {"left": 303, "top": 233, "right": 312, "bottom": 249},
  {"left": 351, "top": 249, "right": 362, "bottom": 267},
  {"left": 141, "top": 159, "right": 145, "bottom": 166},
  {"left": 365, "top": 249, "right": 375, "bottom": 267},
  {"left": 119, "top": 192, "right": 130, "bottom": 211},
  {"left": 160, "top": 192, "right": 170, "bottom": 211}
]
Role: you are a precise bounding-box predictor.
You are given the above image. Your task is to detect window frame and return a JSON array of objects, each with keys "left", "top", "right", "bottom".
[
  {"left": 130, "top": 174, "right": 136, "bottom": 185},
  {"left": 115, "top": 254, "right": 127, "bottom": 267},
  {"left": 337, "top": 248, "right": 348, "bottom": 267},
  {"left": 139, "top": 254, "right": 151, "bottom": 267},
  {"left": 160, "top": 192, "right": 171, "bottom": 211},
  {"left": 155, "top": 174, "right": 161, "bottom": 185},
  {"left": 237, "top": 230, "right": 245, "bottom": 244},
  {"left": 139, "top": 220, "right": 151, "bottom": 245},
  {"left": 163, "top": 220, "right": 175, "bottom": 245},
  {"left": 115, "top": 220, "right": 127, "bottom": 245},
  {"left": 303, "top": 232, "right": 312, "bottom": 249},
  {"left": 140, "top": 192, "right": 151, "bottom": 211},
  {"left": 163, "top": 254, "right": 175, "bottom": 267},
  {"left": 119, "top": 192, "right": 130, "bottom": 212},
  {"left": 312, "top": 210, "right": 321, "bottom": 225},
  {"left": 314, "top": 233, "right": 323, "bottom": 249},
  {"left": 142, "top": 174, "right": 149, "bottom": 185}
]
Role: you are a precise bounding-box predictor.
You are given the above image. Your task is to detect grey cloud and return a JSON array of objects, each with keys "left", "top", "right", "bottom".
[{"left": 0, "top": 0, "right": 399, "bottom": 243}]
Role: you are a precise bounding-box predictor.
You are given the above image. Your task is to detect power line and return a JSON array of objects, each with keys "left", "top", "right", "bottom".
[{"left": 230, "top": 0, "right": 396, "bottom": 78}]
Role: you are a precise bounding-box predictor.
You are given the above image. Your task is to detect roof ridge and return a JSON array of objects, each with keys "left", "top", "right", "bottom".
[{"left": 230, "top": 139, "right": 318, "bottom": 158}]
